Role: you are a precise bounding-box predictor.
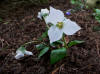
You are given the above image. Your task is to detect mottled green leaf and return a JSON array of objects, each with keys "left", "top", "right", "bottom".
[
  {"left": 38, "top": 47, "right": 49, "bottom": 58},
  {"left": 50, "top": 40, "right": 64, "bottom": 47},
  {"left": 36, "top": 44, "right": 46, "bottom": 50},
  {"left": 68, "top": 40, "right": 85, "bottom": 48},
  {"left": 50, "top": 47, "right": 67, "bottom": 64}
]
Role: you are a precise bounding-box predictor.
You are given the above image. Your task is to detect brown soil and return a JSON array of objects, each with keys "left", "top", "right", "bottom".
[{"left": 0, "top": 0, "right": 100, "bottom": 74}]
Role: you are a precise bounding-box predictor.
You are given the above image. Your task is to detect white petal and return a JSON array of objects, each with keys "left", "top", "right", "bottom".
[
  {"left": 16, "top": 50, "right": 22, "bottom": 54},
  {"left": 45, "top": 6, "right": 64, "bottom": 25},
  {"left": 63, "top": 19, "right": 81, "bottom": 35},
  {"left": 48, "top": 26, "right": 63, "bottom": 43},
  {"left": 37, "top": 12, "right": 42, "bottom": 20},
  {"left": 15, "top": 52, "right": 24, "bottom": 59},
  {"left": 41, "top": 8, "right": 49, "bottom": 15},
  {"left": 25, "top": 50, "right": 33, "bottom": 55}
]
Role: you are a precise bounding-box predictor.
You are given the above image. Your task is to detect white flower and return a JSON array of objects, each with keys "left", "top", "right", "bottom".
[
  {"left": 37, "top": 8, "right": 49, "bottom": 20},
  {"left": 15, "top": 49, "right": 33, "bottom": 59},
  {"left": 45, "top": 7, "right": 81, "bottom": 43},
  {"left": 37, "top": 12, "right": 42, "bottom": 19}
]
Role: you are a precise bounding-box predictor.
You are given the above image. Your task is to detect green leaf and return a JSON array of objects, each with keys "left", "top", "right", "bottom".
[
  {"left": 50, "top": 47, "right": 67, "bottom": 64},
  {"left": 94, "top": 9, "right": 100, "bottom": 23},
  {"left": 70, "top": 0, "right": 76, "bottom": 4},
  {"left": 36, "top": 44, "right": 46, "bottom": 50},
  {"left": 93, "top": 26, "right": 100, "bottom": 32},
  {"left": 38, "top": 47, "right": 49, "bottom": 58},
  {"left": 68, "top": 40, "right": 85, "bottom": 48},
  {"left": 95, "top": 16, "right": 100, "bottom": 20},
  {"left": 17, "top": 46, "right": 26, "bottom": 53},
  {"left": 50, "top": 40, "right": 64, "bottom": 47},
  {"left": 55, "top": 40, "right": 64, "bottom": 44},
  {"left": 95, "top": 9, "right": 100, "bottom": 15},
  {"left": 38, "top": 30, "right": 48, "bottom": 41}
]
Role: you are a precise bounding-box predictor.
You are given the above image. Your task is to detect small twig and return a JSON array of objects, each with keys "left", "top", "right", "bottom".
[
  {"left": 5, "top": 41, "right": 10, "bottom": 46},
  {"left": 95, "top": 39, "right": 100, "bottom": 57},
  {"left": 58, "top": 64, "right": 64, "bottom": 74},
  {"left": 0, "top": 38, "right": 4, "bottom": 48},
  {"left": 51, "top": 64, "right": 64, "bottom": 74},
  {"left": 78, "top": 64, "right": 92, "bottom": 71},
  {"left": 52, "top": 67, "right": 59, "bottom": 74},
  {"left": 22, "top": 40, "right": 39, "bottom": 47}
]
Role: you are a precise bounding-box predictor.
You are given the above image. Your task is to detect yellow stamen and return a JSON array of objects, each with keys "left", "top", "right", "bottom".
[{"left": 56, "top": 22, "right": 63, "bottom": 29}]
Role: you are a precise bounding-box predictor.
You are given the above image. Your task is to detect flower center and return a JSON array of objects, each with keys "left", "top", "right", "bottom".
[{"left": 56, "top": 22, "right": 63, "bottom": 29}]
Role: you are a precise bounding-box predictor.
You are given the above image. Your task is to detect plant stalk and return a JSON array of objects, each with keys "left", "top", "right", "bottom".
[
  {"left": 62, "top": 34, "right": 68, "bottom": 49},
  {"left": 43, "top": 16, "right": 49, "bottom": 29}
]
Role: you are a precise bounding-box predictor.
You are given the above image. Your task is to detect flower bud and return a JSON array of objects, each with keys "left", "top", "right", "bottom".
[
  {"left": 41, "top": 8, "right": 49, "bottom": 16},
  {"left": 37, "top": 8, "right": 49, "bottom": 19}
]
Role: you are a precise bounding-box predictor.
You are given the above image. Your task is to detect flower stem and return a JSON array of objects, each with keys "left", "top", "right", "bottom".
[
  {"left": 62, "top": 34, "right": 68, "bottom": 49},
  {"left": 22, "top": 40, "right": 39, "bottom": 47},
  {"left": 43, "top": 16, "right": 49, "bottom": 29}
]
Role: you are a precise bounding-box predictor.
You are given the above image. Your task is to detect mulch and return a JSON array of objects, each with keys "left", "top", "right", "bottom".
[{"left": 0, "top": 0, "right": 100, "bottom": 74}]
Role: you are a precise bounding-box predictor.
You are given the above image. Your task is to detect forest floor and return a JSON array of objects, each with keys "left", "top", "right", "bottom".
[{"left": 0, "top": 0, "right": 100, "bottom": 74}]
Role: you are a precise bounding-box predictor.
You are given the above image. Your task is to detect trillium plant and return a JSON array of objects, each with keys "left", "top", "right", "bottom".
[
  {"left": 15, "top": 6, "right": 84, "bottom": 64},
  {"left": 37, "top": 6, "right": 84, "bottom": 64}
]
